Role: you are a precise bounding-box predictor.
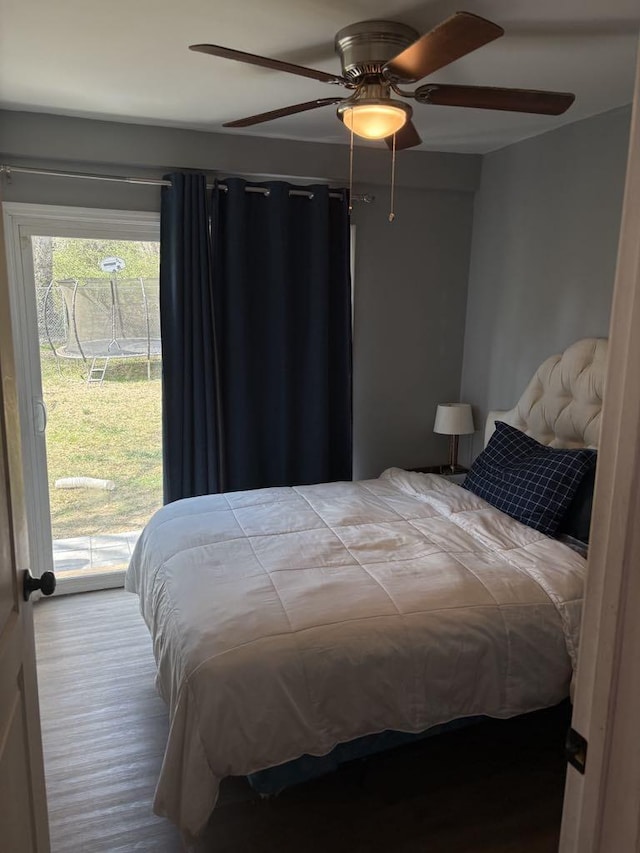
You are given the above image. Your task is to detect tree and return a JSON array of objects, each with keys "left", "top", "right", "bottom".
[
  {"left": 51, "top": 238, "right": 159, "bottom": 281},
  {"left": 32, "top": 235, "right": 54, "bottom": 288}
]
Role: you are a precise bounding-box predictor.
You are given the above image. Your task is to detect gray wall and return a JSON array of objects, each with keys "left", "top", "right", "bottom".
[
  {"left": 460, "top": 106, "right": 631, "bottom": 461},
  {"left": 1, "top": 110, "right": 480, "bottom": 479},
  {"left": 353, "top": 186, "right": 474, "bottom": 477}
]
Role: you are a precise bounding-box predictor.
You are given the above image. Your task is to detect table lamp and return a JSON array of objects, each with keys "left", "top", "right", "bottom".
[{"left": 434, "top": 403, "right": 475, "bottom": 472}]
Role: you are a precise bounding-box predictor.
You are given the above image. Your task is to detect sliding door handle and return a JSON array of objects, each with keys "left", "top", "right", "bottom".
[{"left": 33, "top": 398, "right": 47, "bottom": 434}]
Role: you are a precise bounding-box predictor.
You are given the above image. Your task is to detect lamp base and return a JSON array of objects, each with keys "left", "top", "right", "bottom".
[{"left": 448, "top": 434, "right": 460, "bottom": 473}]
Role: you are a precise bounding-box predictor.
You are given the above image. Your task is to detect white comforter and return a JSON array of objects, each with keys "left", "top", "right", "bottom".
[{"left": 125, "top": 469, "right": 585, "bottom": 837}]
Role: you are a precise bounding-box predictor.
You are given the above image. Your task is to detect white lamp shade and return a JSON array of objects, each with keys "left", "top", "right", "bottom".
[{"left": 434, "top": 403, "right": 475, "bottom": 436}]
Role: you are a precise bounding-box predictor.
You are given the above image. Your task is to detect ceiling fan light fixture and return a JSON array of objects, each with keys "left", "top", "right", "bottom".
[
  {"left": 339, "top": 99, "right": 411, "bottom": 140},
  {"left": 198, "top": 12, "right": 574, "bottom": 148}
]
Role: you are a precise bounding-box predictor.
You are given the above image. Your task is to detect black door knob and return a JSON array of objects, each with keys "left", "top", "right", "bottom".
[{"left": 23, "top": 570, "right": 57, "bottom": 602}]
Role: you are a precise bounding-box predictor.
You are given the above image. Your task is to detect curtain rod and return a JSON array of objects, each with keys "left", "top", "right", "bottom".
[{"left": 0, "top": 165, "right": 374, "bottom": 203}]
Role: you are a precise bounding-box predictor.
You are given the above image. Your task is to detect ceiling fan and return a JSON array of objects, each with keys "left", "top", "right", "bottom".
[{"left": 190, "top": 11, "right": 575, "bottom": 150}]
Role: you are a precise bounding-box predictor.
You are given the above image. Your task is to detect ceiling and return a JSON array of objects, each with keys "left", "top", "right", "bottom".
[{"left": 1, "top": 0, "right": 638, "bottom": 153}]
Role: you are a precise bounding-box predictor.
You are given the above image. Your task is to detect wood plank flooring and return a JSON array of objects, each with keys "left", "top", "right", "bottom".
[
  {"left": 35, "top": 589, "right": 569, "bottom": 853},
  {"left": 35, "top": 589, "right": 184, "bottom": 852}
]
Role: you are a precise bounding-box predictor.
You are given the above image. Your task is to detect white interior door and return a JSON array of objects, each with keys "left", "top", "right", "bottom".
[
  {"left": 0, "top": 197, "right": 50, "bottom": 851},
  {"left": 559, "top": 35, "right": 640, "bottom": 853},
  {"left": 3, "top": 204, "right": 160, "bottom": 595}
]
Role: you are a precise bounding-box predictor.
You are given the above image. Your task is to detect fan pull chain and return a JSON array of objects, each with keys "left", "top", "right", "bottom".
[
  {"left": 389, "top": 132, "right": 396, "bottom": 223},
  {"left": 348, "top": 112, "right": 354, "bottom": 214}
]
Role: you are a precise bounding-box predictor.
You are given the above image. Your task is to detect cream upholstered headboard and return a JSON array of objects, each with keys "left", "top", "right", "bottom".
[{"left": 484, "top": 338, "right": 608, "bottom": 449}]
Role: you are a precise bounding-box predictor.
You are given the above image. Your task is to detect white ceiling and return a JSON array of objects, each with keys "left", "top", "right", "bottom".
[{"left": 1, "top": 0, "right": 638, "bottom": 153}]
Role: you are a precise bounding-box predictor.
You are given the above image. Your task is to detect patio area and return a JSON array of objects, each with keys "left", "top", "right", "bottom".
[{"left": 53, "top": 530, "right": 140, "bottom": 575}]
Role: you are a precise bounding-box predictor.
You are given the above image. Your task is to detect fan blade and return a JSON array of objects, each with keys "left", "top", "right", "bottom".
[
  {"left": 190, "top": 44, "right": 347, "bottom": 86},
  {"left": 223, "top": 98, "right": 344, "bottom": 128},
  {"left": 385, "top": 120, "right": 422, "bottom": 151},
  {"left": 418, "top": 84, "right": 575, "bottom": 115},
  {"left": 384, "top": 12, "right": 503, "bottom": 82}
]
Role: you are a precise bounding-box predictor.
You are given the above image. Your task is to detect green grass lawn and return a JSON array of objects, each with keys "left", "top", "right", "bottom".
[{"left": 41, "top": 351, "right": 163, "bottom": 540}]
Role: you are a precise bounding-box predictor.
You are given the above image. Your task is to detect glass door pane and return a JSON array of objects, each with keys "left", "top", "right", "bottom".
[{"left": 31, "top": 235, "right": 162, "bottom": 583}]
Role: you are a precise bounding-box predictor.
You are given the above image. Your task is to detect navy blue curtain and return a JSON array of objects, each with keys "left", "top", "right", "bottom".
[
  {"left": 160, "top": 173, "right": 220, "bottom": 503},
  {"left": 160, "top": 173, "right": 352, "bottom": 501}
]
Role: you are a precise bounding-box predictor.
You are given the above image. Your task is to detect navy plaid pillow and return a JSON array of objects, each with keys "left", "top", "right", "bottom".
[{"left": 463, "top": 421, "right": 596, "bottom": 535}]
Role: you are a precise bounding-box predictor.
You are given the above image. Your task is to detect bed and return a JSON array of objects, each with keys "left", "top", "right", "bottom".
[{"left": 125, "top": 337, "right": 606, "bottom": 839}]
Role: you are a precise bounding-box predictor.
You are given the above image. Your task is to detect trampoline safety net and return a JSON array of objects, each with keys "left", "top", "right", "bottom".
[{"left": 44, "top": 278, "right": 161, "bottom": 382}]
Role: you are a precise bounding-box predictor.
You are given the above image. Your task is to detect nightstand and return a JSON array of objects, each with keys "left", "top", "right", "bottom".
[{"left": 406, "top": 464, "right": 469, "bottom": 485}]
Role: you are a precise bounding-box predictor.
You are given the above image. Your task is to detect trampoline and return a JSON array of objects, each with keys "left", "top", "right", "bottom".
[{"left": 44, "top": 277, "right": 161, "bottom": 382}]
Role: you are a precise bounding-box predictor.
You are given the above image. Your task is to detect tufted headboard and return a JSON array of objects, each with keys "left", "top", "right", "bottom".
[{"left": 484, "top": 338, "right": 608, "bottom": 449}]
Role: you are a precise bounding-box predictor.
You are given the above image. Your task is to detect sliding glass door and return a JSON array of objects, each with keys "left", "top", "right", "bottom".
[{"left": 5, "top": 205, "right": 161, "bottom": 594}]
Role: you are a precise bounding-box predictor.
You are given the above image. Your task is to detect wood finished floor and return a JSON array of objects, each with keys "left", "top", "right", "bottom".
[{"left": 35, "top": 589, "right": 569, "bottom": 853}]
